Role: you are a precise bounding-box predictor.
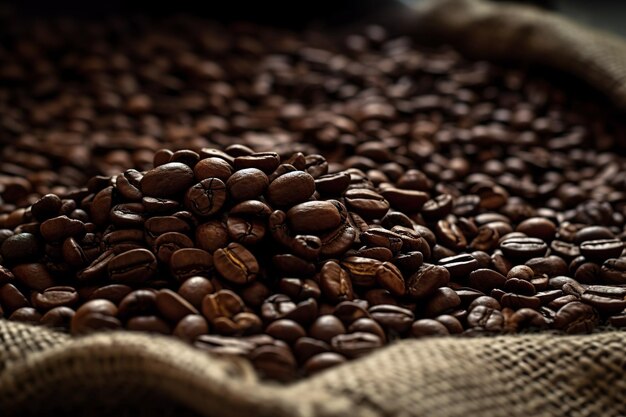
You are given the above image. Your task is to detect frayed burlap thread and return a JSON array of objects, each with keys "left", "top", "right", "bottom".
[{"left": 2, "top": 320, "right": 626, "bottom": 416}]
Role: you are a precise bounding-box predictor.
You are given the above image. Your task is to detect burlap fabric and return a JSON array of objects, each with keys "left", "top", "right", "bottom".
[{"left": 3, "top": 1, "right": 626, "bottom": 416}]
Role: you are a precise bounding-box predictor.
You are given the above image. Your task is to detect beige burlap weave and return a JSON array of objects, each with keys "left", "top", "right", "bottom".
[{"left": 3, "top": 1, "right": 626, "bottom": 416}]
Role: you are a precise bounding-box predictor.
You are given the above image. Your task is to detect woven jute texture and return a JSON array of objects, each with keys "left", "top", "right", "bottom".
[{"left": 3, "top": 1, "right": 626, "bottom": 416}]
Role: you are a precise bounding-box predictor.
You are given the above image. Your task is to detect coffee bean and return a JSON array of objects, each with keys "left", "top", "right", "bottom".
[
  {"left": 553, "top": 301, "right": 598, "bottom": 334},
  {"left": 468, "top": 269, "right": 506, "bottom": 293},
  {"left": 341, "top": 256, "right": 382, "bottom": 287},
  {"left": 287, "top": 200, "right": 343, "bottom": 234},
  {"left": 422, "top": 287, "right": 462, "bottom": 317},
  {"left": 1, "top": 233, "right": 40, "bottom": 263},
  {"left": 194, "top": 158, "right": 233, "bottom": 182},
  {"left": 184, "top": 178, "right": 227, "bottom": 217},
  {"left": 71, "top": 299, "right": 121, "bottom": 335},
  {"left": 467, "top": 306, "right": 504, "bottom": 332},
  {"left": 214, "top": 243, "right": 259, "bottom": 284},
  {"left": 407, "top": 263, "right": 451, "bottom": 299},
  {"left": 345, "top": 188, "right": 390, "bottom": 219},
  {"left": 580, "top": 239, "right": 624, "bottom": 263},
  {"left": 40, "top": 306, "right": 75, "bottom": 329},
  {"left": 411, "top": 319, "right": 450, "bottom": 337},
  {"left": 32, "top": 286, "right": 79, "bottom": 311},
  {"left": 169, "top": 248, "right": 214, "bottom": 282},
  {"left": 156, "top": 289, "right": 199, "bottom": 322},
  {"left": 516, "top": 217, "right": 556, "bottom": 241},
  {"left": 581, "top": 286, "right": 626, "bottom": 315},
  {"left": 500, "top": 237, "right": 548, "bottom": 262},
  {"left": 140, "top": 163, "right": 195, "bottom": 198},
  {"left": 320, "top": 261, "right": 354, "bottom": 302},
  {"left": 375, "top": 261, "right": 405, "bottom": 296},
  {"left": 226, "top": 168, "right": 268, "bottom": 201},
  {"left": 267, "top": 171, "right": 316, "bottom": 207},
  {"left": 108, "top": 248, "right": 157, "bottom": 284},
  {"left": 369, "top": 304, "right": 414, "bottom": 334},
  {"left": 331, "top": 332, "right": 383, "bottom": 358},
  {"left": 266, "top": 319, "right": 306, "bottom": 344},
  {"left": 601, "top": 258, "right": 626, "bottom": 284},
  {"left": 304, "top": 352, "right": 347, "bottom": 375}
]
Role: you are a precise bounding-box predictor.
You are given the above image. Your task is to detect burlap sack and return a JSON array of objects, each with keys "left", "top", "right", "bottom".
[{"left": 2, "top": 1, "right": 626, "bottom": 416}]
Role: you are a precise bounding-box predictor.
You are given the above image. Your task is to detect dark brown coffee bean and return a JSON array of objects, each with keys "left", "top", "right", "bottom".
[
  {"left": 309, "top": 315, "right": 346, "bottom": 343},
  {"left": 580, "top": 286, "right": 626, "bottom": 315},
  {"left": 467, "top": 305, "right": 504, "bottom": 332},
  {"left": 195, "top": 220, "right": 229, "bottom": 253},
  {"left": 516, "top": 217, "right": 556, "bottom": 241},
  {"left": 468, "top": 296, "right": 501, "bottom": 311},
  {"left": 553, "top": 301, "right": 598, "bottom": 334},
  {"left": 194, "top": 158, "right": 232, "bottom": 182},
  {"left": 500, "top": 293, "right": 542, "bottom": 310},
  {"left": 411, "top": 319, "right": 450, "bottom": 337},
  {"left": 550, "top": 240, "right": 581, "bottom": 263},
  {"left": 287, "top": 200, "right": 343, "bottom": 234},
  {"left": 1, "top": 233, "right": 40, "bottom": 263},
  {"left": 333, "top": 300, "right": 371, "bottom": 325},
  {"left": 108, "top": 248, "right": 157, "bottom": 284},
  {"left": 13, "top": 263, "right": 55, "bottom": 291},
  {"left": 320, "top": 261, "right": 354, "bottom": 302},
  {"left": 574, "top": 226, "right": 615, "bottom": 244},
  {"left": 361, "top": 227, "right": 403, "bottom": 252},
  {"left": 375, "top": 261, "right": 405, "bottom": 296},
  {"left": 438, "top": 254, "right": 479, "bottom": 280},
  {"left": 40, "top": 306, "right": 75, "bottom": 329},
  {"left": 0, "top": 283, "right": 29, "bottom": 313},
  {"left": 435, "top": 220, "right": 467, "bottom": 251},
  {"left": 600, "top": 258, "right": 626, "bottom": 284},
  {"left": 173, "top": 314, "right": 209, "bottom": 343},
  {"left": 234, "top": 152, "right": 280, "bottom": 174},
  {"left": 369, "top": 304, "right": 414, "bottom": 334},
  {"left": 169, "top": 248, "right": 213, "bottom": 282},
  {"left": 32, "top": 286, "right": 79, "bottom": 310},
  {"left": 154, "top": 232, "right": 194, "bottom": 264},
  {"left": 40, "top": 215, "right": 86, "bottom": 242},
  {"left": 435, "top": 315, "right": 464, "bottom": 334},
  {"left": 31, "top": 194, "right": 62, "bottom": 222},
  {"left": 86, "top": 284, "right": 133, "bottom": 304},
  {"left": 504, "top": 278, "right": 536, "bottom": 296},
  {"left": 304, "top": 352, "right": 347, "bottom": 375},
  {"left": 140, "top": 162, "right": 195, "bottom": 198},
  {"left": 580, "top": 239, "right": 624, "bottom": 263},
  {"left": 266, "top": 319, "right": 306, "bottom": 344},
  {"left": 347, "top": 317, "right": 387, "bottom": 342},
  {"left": 345, "top": 188, "right": 390, "bottom": 219},
  {"left": 406, "top": 264, "right": 450, "bottom": 299},
  {"left": 127, "top": 315, "right": 172, "bottom": 334},
  {"left": 184, "top": 178, "right": 227, "bottom": 217},
  {"left": 379, "top": 187, "right": 427, "bottom": 213},
  {"left": 331, "top": 332, "right": 383, "bottom": 358},
  {"left": 214, "top": 242, "right": 259, "bottom": 285},
  {"left": 71, "top": 299, "right": 120, "bottom": 335},
  {"left": 267, "top": 171, "right": 316, "bottom": 207},
  {"left": 468, "top": 269, "right": 506, "bottom": 293},
  {"left": 500, "top": 237, "right": 548, "bottom": 261},
  {"left": 226, "top": 168, "right": 268, "bottom": 201},
  {"left": 421, "top": 194, "right": 453, "bottom": 221},
  {"left": 156, "top": 288, "right": 199, "bottom": 322},
  {"left": 294, "top": 337, "right": 332, "bottom": 363},
  {"left": 315, "top": 173, "right": 351, "bottom": 195},
  {"left": 525, "top": 256, "right": 568, "bottom": 278},
  {"left": 341, "top": 256, "right": 382, "bottom": 287},
  {"left": 250, "top": 344, "right": 297, "bottom": 382},
  {"left": 422, "top": 287, "right": 462, "bottom": 317}
]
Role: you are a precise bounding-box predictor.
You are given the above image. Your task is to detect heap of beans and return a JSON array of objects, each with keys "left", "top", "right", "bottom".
[{"left": 1, "top": 16, "right": 626, "bottom": 381}]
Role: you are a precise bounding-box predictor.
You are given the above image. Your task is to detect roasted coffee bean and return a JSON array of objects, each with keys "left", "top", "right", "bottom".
[
  {"left": 369, "top": 304, "right": 414, "bottom": 334},
  {"left": 71, "top": 299, "right": 121, "bottom": 335},
  {"left": 331, "top": 332, "right": 383, "bottom": 358},
  {"left": 435, "top": 220, "right": 467, "bottom": 251},
  {"left": 1, "top": 233, "right": 40, "bottom": 263},
  {"left": 309, "top": 315, "right": 346, "bottom": 343},
  {"left": 169, "top": 248, "right": 214, "bottom": 282},
  {"left": 267, "top": 171, "right": 316, "bottom": 207},
  {"left": 467, "top": 306, "right": 504, "bottom": 332},
  {"left": 40, "top": 306, "right": 75, "bottom": 329},
  {"left": 40, "top": 216, "right": 86, "bottom": 242},
  {"left": 178, "top": 277, "right": 215, "bottom": 310},
  {"left": 600, "top": 258, "right": 626, "bottom": 284},
  {"left": 421, "top": 194, "right": 453, "bottom": 221},
  {"left": 580, "top": 286, "right": 626, "bottom": 315},
  {"left": 304, "top": 352, "right": 347, "bottom": 375},
  {"left": 341, "top": 256, "right": 382, "bottom": 287},
  {"left": 580, "top": 239, "right": 625, "bottom": 263},
  {"left": 140, "top": 163, "right": 195, "bottom": 198},
  {"left": 287, "top": 200, "right": 343, "bottom": 234},
  {"left": 214, "top": 243, "right": 259, "bottom": 284},
  {"left": 320, "top": 261, "right": 354, "bottom": 302},
  {"left": 32, "top": 286, "right": 79, "bottom": 311},
  {"left": 226, "top": 168, "right": 269, "bottom": 201},
  {"left": 406, "top": 264, "right": 450, "bottom": 299},
  {"left": 348, "top": 318, "right": 387, "bottom": 342},
  {"left": 13, "top": 263, "right": 55, "bottom": 291},
  {"left": 196, "top": 220, "right": 229, "bottom": 253},
  {"left": 127, "top": 316, "right": 171, "bottom": 334},
  {"left": 525, "top": 256, "right": 568, "bottom": 278},
  {"left": 516, "top": 217, "right": 557, "bottom": 241},
  {"left": 375, "top": 262, "right": 405, "bottom": 296},
  {"left": 361, "top": 228, "right": 403, "bottom": 252},
  {"left": 379, "top": 188, "right": 427, "bottom": 213},
  {"left": 0, "top": 283, "right": 29, "bottom": 313},
  {"left": 194, "top": 158, "right": 233, "bottom": 182},
  {"left": 500, "top": 237, "right": 548, "bottom": 262},
  {"left": 553, "top": 301, "right": 599, "bottom": 334},
  {"left": 468, "top": 269, "right": 507, "bottom": 293},
  {"left": 294, "top": 337, "right": 332, "bottom": 363},
  {"left": 154, "top": 232, "right": 194, "bottom": 264},
  {"left": 156, "top": 289, "right": 199, "bottom": 322},
  {"left": 108, "top": 249, "right": 157, "bottom": 284},
  {"left": 422, "top": 287, "right": 462, "bottom": 317},
  {"left": 411, "top": 319, "right": 450, "bottom": 337},
  {"left": 345, "top": 188, "right": 390, "bottom": 219},
  {"left": 184, "top": 178, "right": 227, "bottom": 217},
  {"left": 438, "top": 254, "right": 479, "bottom": 280},
  {"left": 333, "top": 301, "right": 370, "bottom": 326},
  {"left": 549, "top": 240, "right": 580, "bottom": 263}
]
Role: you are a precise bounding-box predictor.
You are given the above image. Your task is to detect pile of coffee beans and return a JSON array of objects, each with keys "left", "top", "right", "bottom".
[{"left": 2, "top": 15, "right": 626, "bottom": 381}]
